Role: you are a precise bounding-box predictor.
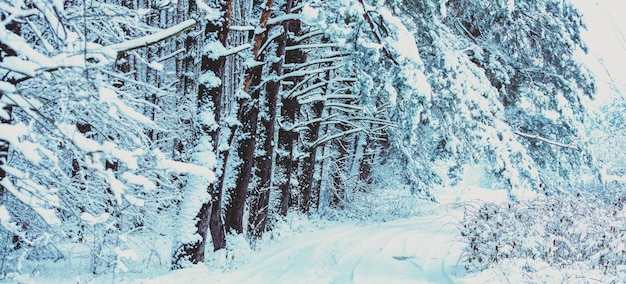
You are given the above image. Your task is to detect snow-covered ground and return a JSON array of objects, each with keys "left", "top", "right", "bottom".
[
  {"left": 151, "top": 212, "right": 464, "bottom": 284},
  {"left": 12, "top": 184, "right": 620, "bottom": 283},
  {"left": 12, "top": 185, "right": 501, "bottom": 283},
  {"left": 134, "top": 187, "right": 613, "bottom": 283}
]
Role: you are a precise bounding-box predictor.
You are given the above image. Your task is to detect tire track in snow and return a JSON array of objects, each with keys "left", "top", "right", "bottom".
[
  {"left": 218, "top": 211, "right": 464, "bottom": 284},
  {"left": 219, "top": 225, "right": 363, "bottom": 283}
]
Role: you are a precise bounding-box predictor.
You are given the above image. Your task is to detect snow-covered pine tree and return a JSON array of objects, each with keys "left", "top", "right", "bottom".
[
  {"left": 276, "top": 6, "right": 308, "bottom": 216},
  {"left": 441, "top": 0, "right": 597, "bottom": 191},
  {"left": 306, "top": 0, "right": 597, "bottom": 200},
  {"left": 224, "top": 0, "right": 276, "bottom": 236}
]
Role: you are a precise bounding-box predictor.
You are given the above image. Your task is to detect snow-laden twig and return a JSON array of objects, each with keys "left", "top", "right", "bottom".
[
  {"left": 513, "top": 131, "right": 580, "bottom": 151},
  {"left": 266, "top": 13, "right": 301, "bottom": 26},
  {"left": 287, "top": 75, "right": 354, "bottom": 99},
  {"left": 283, "top": 113, "right": 339, "bottom": 131},
  {"left": 258, "top": 30, "right": 283, "bottom": 57}
]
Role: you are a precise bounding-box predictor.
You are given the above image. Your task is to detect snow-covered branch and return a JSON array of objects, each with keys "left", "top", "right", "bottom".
[
  {"left": 287, "top": 76, "right": 354, "bottom": 99},
  {"left": 349, "top": 116, "right": 395, "bottom": 127},
  {"left": 267, "top": 13, "right": 301, "bottom": 26},
  {"left": 256, "top": 65, "right": 341, "bottom": 95},
  {"left": 326, "top": 102, "right": 364, "bottom": 112},
  {"left": 101, "top": 70, "right": 169, "bottom": 95},
  {"left": 106, "top": 19, "right": 196, "bottom": 53},
  {"left": 292, "top": 29, "right": 324, "bottom": 43},
  {"left": 513, "top": 131, "right": 580, "bottom": 151},
  {"left": 222, "top": 43, "right": 252, "bottom": 57},
  {"left": 283, "top": 54, "right": 349, "bottom": 70},
  {"left": 357, "top": 0, "right": 398, "bottom": 65},
  {"left": 285, "top": 43, "right": 339, "bottom": 51},
  {"left": 259, "top": 30, "right": 284, "bottom": 57},
  {"left": 285, "top": 113, "right": 340, "bottom": 131},
  {"left": 311, "top": 127, "right": 364, "bottom": 148}
]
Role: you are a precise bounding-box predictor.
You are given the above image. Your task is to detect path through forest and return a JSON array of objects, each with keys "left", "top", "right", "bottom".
[
  {"left": 137, "top": 187, "right": 513, "bottom": 284},
  {"left": 218, "top": 212, "right": 462, "bottom": 283}
]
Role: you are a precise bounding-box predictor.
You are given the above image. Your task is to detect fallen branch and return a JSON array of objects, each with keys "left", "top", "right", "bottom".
[{"left": 513, "top": 131, "right": 580, "bottom": 151}]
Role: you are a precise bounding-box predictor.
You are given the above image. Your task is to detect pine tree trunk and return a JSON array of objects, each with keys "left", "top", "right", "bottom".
[
  {"left": 170, "top": 0, "right": 211, "bottom": 269},
  {"left": 226, "top": 102, "right": 259, "bottom": 234},
  {"left": 205, "top": 0, "right": 232, "bottom": 251},
  {"left": 277, "top": 6, "right": 306, "bottom": 216},
  {"left": 359, "top": 138, "right": 374, "bottom": 183},
  {"left": 331, "top": 131, "right": 351, "bottom": 209},
  {"left": 278, "top": 97, "right": 299, "bottom": 216},
  {"left": 298, "top": 51, "right": 331, "bottom": 213},
  {"left": 249, "top": 0, "right": 298, "bottom": 237},
  {"left": 299, "top": 100, "right": 324, "bottom": 213},
  {"left": 225, "top": 0, "right": 275, "bottom": 235}
]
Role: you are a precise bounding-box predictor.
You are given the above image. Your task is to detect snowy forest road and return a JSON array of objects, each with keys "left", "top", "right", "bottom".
[{"left": 217, "top": 211, "right": 464, "bottom": 284}]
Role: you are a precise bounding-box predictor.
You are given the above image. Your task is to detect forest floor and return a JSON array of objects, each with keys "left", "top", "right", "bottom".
[
  {"left": 129, "top": 192, "right": 473, "bottom": 283},
  {"left": 20, "top": 186, "right": 614, "bottom": 283}
]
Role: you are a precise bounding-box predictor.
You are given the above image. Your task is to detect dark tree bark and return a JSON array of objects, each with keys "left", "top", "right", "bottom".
[
  {"left": 225, "top": 0, "right": 275, "bottom": 235},
  {"left": 205, "top": 0, "right": 232, "bottom": 251},
  {"left": 359, "top": 141, "right": 374, "bottom": 183},
  {"left": 297, "top": 44, "right": 332, "bottom": 213},
  {"left": 277, "top": 97, "right": 299, "bottom": 216},
  {"left": 277, "top": 6, "right": 306, "bottom": 216},
  {"left": 248, "top": 0, "right": 299, "bottom": 238},
  {"left": 299, "top": 100, "right": 324, "bottom": 213},
  {"left": 226, "top": 93, "right": 259, "bottom": 234},
  {"left": 172, "top": 0, "right": 232, "bottom": 268}
]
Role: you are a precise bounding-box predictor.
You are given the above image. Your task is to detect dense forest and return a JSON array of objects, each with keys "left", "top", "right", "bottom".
[{"left": 1, "top": 0, "right": 621, "bottom": 279}]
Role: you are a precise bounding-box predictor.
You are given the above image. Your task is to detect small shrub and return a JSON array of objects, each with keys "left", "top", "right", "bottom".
[{"left": 459, "top": 194, "right": 626, "bottom": 275}]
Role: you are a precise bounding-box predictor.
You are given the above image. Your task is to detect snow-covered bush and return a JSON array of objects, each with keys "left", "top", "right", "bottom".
[
  {"left": 583, "top": 97, "right": 626, "bottom": 204},
  {"left": 460, "top": 194, "right": 626, "bottom": 276}
]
